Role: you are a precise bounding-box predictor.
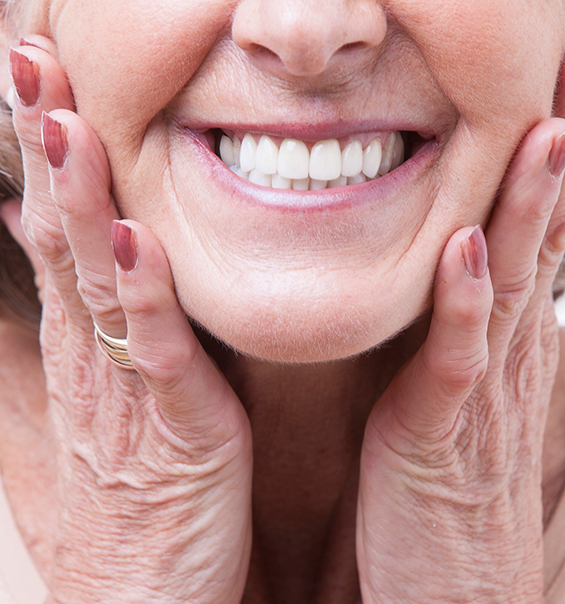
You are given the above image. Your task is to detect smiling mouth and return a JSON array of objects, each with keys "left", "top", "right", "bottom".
[{"left": 200, "top": 129, "right": 430, "bottom": 191}]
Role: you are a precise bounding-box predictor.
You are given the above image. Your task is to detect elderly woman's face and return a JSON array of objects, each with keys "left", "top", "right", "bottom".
[{"left": 28, "top": 0, "right": 565, "bottom": 360}]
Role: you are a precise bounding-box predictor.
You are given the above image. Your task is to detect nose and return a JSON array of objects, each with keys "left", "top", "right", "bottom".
[{"left": 232, "top": 0, "right": 387, "bottom": 77}]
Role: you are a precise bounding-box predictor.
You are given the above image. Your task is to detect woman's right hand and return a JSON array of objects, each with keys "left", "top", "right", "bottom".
[{"left": 7, "top": 37, "right": 252, "bottom": 604}]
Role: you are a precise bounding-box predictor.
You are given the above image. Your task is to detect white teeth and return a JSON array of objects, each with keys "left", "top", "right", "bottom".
[
  {"left": 233, "top": 136, "right": 241, "bottom": 169},
  {"left": 310, "top": 178, "right": 328, "bottom": 190},
  {"left": 278, "top": 139, "right": 310, "bottom": 180},
  {"left": 329, "top": 175, "right": 348, "bottom": 188},
  {"left": 341, "top": 140, "right": 363, "bottom": 177},
  {"left": 256, "top": 135, "right": 279, "bottom": 175},
  {"left": 390, "top": 133, "right": 405, "bottom": 171},
  {"left": 348, "top": 173, "right": 367, "bottom": 186},
  {"left": 292, "top": 177, "right": 310, "bottom": 190},
  {"left": 249, "top": 169, "right": 271, "bottom": 187},
  {"left": 362, "top": 137, "right": 382, "bottom": 179},
  {"left": 219, "top": 131, "right": 408, "bottom": 190},
  {"left": 309, "top": 139, "right": 341, "bottom": 181},
  {"left": 220, "top": 135, "right": 235, "bottom": 167},
  {"left": 272, "top": 173, "right": 292, "bottom": 189},
  {"left": 378, "top": 133, "right": 396, "bottom": 176},
  {"left": 240, "top": 133, "right": 257, "bottom": 173}
]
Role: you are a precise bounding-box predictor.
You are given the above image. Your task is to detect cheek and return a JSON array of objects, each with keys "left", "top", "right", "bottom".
[
  {"left": 395, "top": 0, "right": 564, "bottom": 127},
  {"left": 52, "top": 0, "right": 236, "bottom": 157}
]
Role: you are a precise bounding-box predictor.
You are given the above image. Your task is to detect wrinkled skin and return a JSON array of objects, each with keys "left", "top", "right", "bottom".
[{"left": 0, "top": 1, "right": 565, "bottom": 603}]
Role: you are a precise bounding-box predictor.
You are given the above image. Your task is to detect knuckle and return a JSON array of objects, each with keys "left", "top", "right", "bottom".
[
  {"left": 507, "top": 347, "right": 537, "bottom": 403},
  {"left": 540, "top": 230, "right": 565, "bottom": 273},
  {"left": 443, "top": 354, "right": 489, "bottom": 395},
  {"left": 29, "top": 220, "right": 69, "bottom": 261},
  {"left": 426, "top": 346, "right": 489, "bottom": 395},
  {"left": 542, "top": 227, "right": 565, "bottom": 258},
  {"left": 136, "top": 359, "right": 186, "bottom": 392},
  {"left": 76, "top": 275, "right": 122, "bottom": 322},
  {"left": 76, "top": 271, "right": 115, "bottom": 304},
  {"left": 21, "top": 203, "right": 70, "bottom": 261},
  {"left": 121, "top": 291, "right": 171, "bottom": 322},
  {"left": 493, "top": 266, "right": 537, "bottom": 320},
  {"left": 131, "top": 339, "right": 199, "bottom": 389},
  {"left": 526, "top": 199, "right": 554, "bottom": 226},
  {"left": 452, "top": 298, "right": 489, "bottom": 326}
]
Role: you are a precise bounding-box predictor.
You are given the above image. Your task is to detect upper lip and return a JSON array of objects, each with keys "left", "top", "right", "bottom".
[{"left": 174, "top": 117, "right": 446, "bottom": 144}]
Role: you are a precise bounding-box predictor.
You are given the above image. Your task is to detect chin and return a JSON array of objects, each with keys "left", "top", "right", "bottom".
[{"left": 181, "top": 285, "right": 429, "bottom": 364}]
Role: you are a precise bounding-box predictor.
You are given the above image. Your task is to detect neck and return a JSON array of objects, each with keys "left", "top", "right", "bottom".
[{"left": 196, "top": 317, "right": 429, "bottom": 603}]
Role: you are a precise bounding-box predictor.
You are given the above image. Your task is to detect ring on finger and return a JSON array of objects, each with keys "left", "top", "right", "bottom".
[{"left": 94, "top": 322, "right": 135, "bottom": 370}]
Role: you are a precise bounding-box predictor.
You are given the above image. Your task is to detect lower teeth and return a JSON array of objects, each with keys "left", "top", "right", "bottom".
[{"left": 217, "top": 132, "right": 406, "bottom": 191}]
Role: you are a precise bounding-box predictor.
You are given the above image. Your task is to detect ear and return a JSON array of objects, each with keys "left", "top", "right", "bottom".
[{"left": 0, "top": 200, "right": 46, "bottom": 304}]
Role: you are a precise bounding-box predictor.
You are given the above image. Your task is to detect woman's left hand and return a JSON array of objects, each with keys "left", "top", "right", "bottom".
[{"left": 358, "top": 118, "right": 565, "bottom": 603}]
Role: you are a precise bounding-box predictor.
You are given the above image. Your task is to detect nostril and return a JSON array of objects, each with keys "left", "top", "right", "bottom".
[
  {"left": 339, "top": 41, "right": 368, "bottom": 53},
  {"left": 250, "top": 44, "right": 280, "bottom": 62}
]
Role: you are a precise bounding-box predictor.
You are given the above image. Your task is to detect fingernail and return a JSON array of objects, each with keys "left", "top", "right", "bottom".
[
  {"left": 111, "top": 221, "right": 138, "bottom": 272},
  {"left": 462, "top": 225, "right": 488, "bottom": 279},
  {"left": 42, "top": 113, "right": 69, "bottom": 169},
  {"left": 9, "top": 48, "right": 39, "bottom": 107},
  {"left": 549, "top": 132, "right": 565, "bottom": 178}
]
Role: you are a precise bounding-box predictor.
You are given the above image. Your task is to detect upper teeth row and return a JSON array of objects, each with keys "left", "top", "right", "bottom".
[{"left": 219, "top": 132, "right": 405, "bottom": 190}]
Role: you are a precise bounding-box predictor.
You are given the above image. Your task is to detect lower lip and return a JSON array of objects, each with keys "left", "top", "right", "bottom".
[{"left": 183, "top": 130, "right": 440, "bottom": 213}]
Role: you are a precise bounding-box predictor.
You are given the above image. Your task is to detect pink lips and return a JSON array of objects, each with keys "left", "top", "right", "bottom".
[{"left": 185, "top": 129, "right": 440, "bottom": 212}]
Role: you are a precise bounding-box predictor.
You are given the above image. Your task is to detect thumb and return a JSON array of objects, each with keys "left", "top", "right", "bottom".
[{"left": 367, "top": 226, "right": 493, "bottom": 448}]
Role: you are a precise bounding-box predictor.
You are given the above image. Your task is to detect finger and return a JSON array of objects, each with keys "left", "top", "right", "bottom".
[
  {"left": 485, "top": 118, "right": 565, "bottom": 364},
  {"left": 516, "top": 179, "right": 565, "bottom": 331},
  {"left": 112, "top": 220, "right": 248, "bottom": 447},
  {"left": 368, "top": 226, "right": 493, "bottom": 444},
  {"left": 42, "top": 110, "right": 125, "bottom": 338},
  {"left": 9, "top": 44, "right": 80, "bottom": 314}
]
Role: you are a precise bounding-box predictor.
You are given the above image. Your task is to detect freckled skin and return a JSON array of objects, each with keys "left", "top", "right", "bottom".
[{"left": 25, "top": 0, "right": 565, "bottom": 361}]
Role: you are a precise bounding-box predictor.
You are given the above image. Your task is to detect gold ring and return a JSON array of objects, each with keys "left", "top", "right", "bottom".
[{"left": 94, "top": 323, "right": 135, "bottom": 370}]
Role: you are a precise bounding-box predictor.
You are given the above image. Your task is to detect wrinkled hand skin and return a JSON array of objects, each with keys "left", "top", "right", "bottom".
[
  {"left": 358, "top": 120, "right": 565, "bottom": 603},
  {"left": 4, "top": 37, "right": 253, "bottom": 604},
  {"left": 3, "top": 35, "right": 565, "bottom": 604}
]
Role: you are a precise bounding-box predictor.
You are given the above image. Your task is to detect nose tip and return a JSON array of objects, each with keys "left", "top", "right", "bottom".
[{"left": 232, "top": 0, "right": 387, "bottom": 77}]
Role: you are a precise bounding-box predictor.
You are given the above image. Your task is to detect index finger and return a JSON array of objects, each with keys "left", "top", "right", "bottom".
[{"left": 485, "top": 118, "right": 565, "bottom": 365}]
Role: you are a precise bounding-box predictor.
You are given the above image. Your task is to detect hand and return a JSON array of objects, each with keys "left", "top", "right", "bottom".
[
  {"left": 357, "top": 118, "right": 565, "bottom": 603},
  {"left": 6, "top": 37, "right": 252, "bottom": 604}
]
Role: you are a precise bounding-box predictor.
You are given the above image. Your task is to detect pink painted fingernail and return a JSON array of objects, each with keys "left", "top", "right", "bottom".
[
  {"left": 111, "top": 221, "right": 138, "bottom": 272},
  {"left": 42, "top": 113, "right": 69, "bottom": 169},
  {"left": 9, "top": 48, "right": 39, "bottom": 107},
  {"left": 549, "top": 132, "right": 565, "bottom": 178},
  {"left": 462, "top": 225, "right": 488, "bottom": 279}
]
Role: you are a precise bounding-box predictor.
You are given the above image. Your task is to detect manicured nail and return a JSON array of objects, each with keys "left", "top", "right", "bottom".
[
  {"left": 462, "top": 225, "right": 488, "bottom": 279},
  {"left": 42, "top": 113, "right": 69, "bottom": 169},
  {"left": 111, "top": 221, "right": 138, "bottom": 272},
  {"left": 549, "top": 132, "right": 565, "bottom": 178},
  {"left": 9, "top": 48, "right": 39, "bottom": 107}
]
